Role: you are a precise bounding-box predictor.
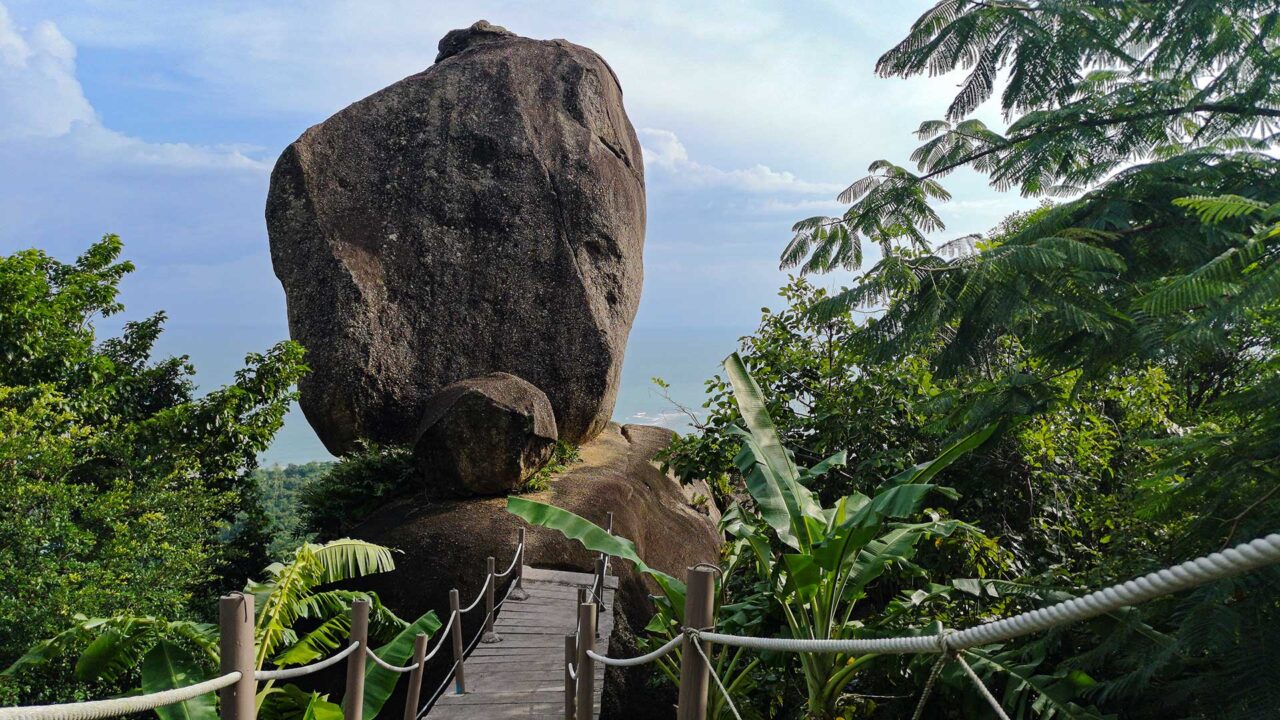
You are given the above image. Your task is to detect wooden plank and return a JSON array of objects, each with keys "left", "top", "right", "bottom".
[{"left": 424, "top": 570, "right": 616, "bottom": 720}]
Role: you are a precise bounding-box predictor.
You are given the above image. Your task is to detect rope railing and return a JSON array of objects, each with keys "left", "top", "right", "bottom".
[
  {"left": 494, "top": 543, "right": 524, "bottom": 578},
  {"left": 572, "top": 531, "right": 1280, "bottom": 720},
  {"left": 365, "top": 645, "right": 419, "bottom": 673},
  {"left": 692, "top": 532, "right": 1280, "bottom": 656},
  {"left": 255, "top": 641, "right": 361, "bottom": 681},
  {"left": 3, "top": 528, "right": 532, "bottom": 720},
  {"left": 412, "top": 528, "right": 529, "bottom": 718},
  {"left": 0, "top": 673, "right": 243, "bottom": 720},
  {"left": 458, "top": 573, "right": 491, "bottom": 614},
  {"left": 422, "top": 610, "right": 456, "bottom": 664},
  {"left": 587, "top": 633, "right": 682, "bottom": 667}
]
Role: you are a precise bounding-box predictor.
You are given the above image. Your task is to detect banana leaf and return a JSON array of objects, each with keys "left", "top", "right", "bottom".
[
  {"left": 887, "top": 423, "right": 998, "bottom": 486},
  {"left": 724, "top": 352, "right": 827, "bottom": 551},
  {"left": 141, "top": 640, "right": 217, "bottom": 720},
  {"left": 505, "top": 497, "right": 686, "bottom": 603},
  {"left": 361, "top": 611, "right": 442, "bottom": 720}
]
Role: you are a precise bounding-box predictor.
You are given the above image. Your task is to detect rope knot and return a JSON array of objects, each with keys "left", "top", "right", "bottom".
[{"left": 934, "top": 627, "right": 956, "bottom": 654}]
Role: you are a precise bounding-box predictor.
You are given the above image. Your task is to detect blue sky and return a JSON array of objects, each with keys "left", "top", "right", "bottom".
[{"left": 0, "top": 1, "right": 1032, "bottom": 462}]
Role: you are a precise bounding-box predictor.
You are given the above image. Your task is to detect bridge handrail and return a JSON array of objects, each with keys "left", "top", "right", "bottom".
[
  {"left": 0, "top": 673, "right": 243, "bottom": 720},
  {"left": 574, "top": 531, "right": 1280, "bottom": 720},
  {"left": 256, "top": 640, "right": 361, "bottom": 680},
  {"left": 690, "top": 531, "right": 1280, "bottom": 655},
  {"left": 2, "top": 531, "right": 530, "bottom": 720}
]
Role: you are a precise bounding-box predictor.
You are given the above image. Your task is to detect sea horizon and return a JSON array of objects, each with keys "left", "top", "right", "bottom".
[{"left": 148, "top": 321, "right": 753, "bottom": 466}]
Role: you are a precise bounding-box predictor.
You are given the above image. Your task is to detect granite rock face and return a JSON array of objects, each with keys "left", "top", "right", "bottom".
[
  {"left": 266, "top": 20, "right": 645, "bottom": 455},
  {"left": 413, "top": 372, "right": 557, "bottom": 495}
]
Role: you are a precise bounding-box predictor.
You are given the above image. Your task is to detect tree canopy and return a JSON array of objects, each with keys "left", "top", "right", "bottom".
[
  {"left": 0, "top": 236, "right": 307, "bottom": 702},
  {"left": 660, "top": 2, "right": 1280, "bottom": 717}
]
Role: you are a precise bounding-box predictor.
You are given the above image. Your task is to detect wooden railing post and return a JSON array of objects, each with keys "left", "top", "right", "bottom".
[
  {"left": 677, "top": 567, "right": 716, "bottom": 720},
  {"left": 594, "top": 555, "right": 606, "bottom": 638},
  {"left": 482, "top": 557, "right": 500, "bottom": 643},
  {"left": 402, "top": 632, "right": 428, "bottom": 720},
  {"left": 344, "top": 599, "right": 369, "bottom": 720},
  {"left": 513, "top": 527, "right": 530, "bottom": 601},
  {"left": 575, "top": 603, "right": 597, "bottom": 720},
  {"left": 563, "top": 634, "right": 576, "bottom": 720},
  {"left": 219, "top": 593, "right": 255, "bottom": 720},
  {"left": 449, "top": 590, "right": 466, "bottom": 694}
]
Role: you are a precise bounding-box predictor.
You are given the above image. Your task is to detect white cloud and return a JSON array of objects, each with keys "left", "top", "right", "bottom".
[
  {"left": 18, "top": 1, "right": 963, "bottom": 180},
  {"left": 0, "top": 2, "right": 277, "bottom": 335},
  {"left": 0, "top": 5, "right": 93, "bottom": 138},
  {"left": 640, "top": 128, "right": 841, "bottom": 195},
  {"left": 0, "top": 4, "right": 266, "bottom": 170}
]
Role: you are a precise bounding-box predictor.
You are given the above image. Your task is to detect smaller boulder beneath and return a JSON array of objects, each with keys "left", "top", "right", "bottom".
[{"left": 414, "top": 372, "right": 557, "bottom": 495}]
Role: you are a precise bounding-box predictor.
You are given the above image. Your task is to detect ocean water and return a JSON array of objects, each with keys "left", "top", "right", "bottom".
[{"left": 152, "top": 323, "right": 748, "bottom": 465}]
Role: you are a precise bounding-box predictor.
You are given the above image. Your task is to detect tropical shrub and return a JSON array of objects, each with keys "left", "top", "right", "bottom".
[
  {"left": 3, "top": 539, "right": 440, "bottom": 720},
  {"left": 300, "top": 445, "right": 416, "bottom": 541}
]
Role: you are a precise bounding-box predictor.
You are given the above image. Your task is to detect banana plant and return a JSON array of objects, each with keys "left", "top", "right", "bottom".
[
  {"left": 3, "top": 538, "right": 438, "bottom": 720},
  {"left": 722, "top": 351, "right": 996, "bottom": 718}
]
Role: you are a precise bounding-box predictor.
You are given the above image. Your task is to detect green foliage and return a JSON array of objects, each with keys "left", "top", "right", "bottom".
[
  {"left": 4, "top": 538, "right": 438, "bottom": 720},
  {"left": 254, "top": 462, "right": 334, "bottom": 556},
  {"left": 299, "top": 445, "right": 415, "bottom": 542},
  {"left": 0, "top": 237, "right": 308, "bottom": 705},
  {"left": 786, "top": 0, "right": 1280, "bottom": 277},
  {"left": 657, "top": 277, "right": 942, "bottom": 507},
  {"left": 718, "top": 354, "right": 1000, "bottom": 719},
  {"left": 143, "top": 640, "right": 218, "bottom": 720},
  {"left": 515, "top": 359, "right": 999, "bottom": 719},
  {"left": 519, "top": 440, "right": 581, "bottom": 493},
  {"left": 760, "top": 2, "right": 1280, "bottom": 716}
]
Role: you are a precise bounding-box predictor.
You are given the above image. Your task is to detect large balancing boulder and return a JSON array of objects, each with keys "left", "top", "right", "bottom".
[
  {"left": 266, "top": 20, "right": 646, "bottom": 455},
  {"left": 414, "top": 372, "right": 557, "bottom": 495}
]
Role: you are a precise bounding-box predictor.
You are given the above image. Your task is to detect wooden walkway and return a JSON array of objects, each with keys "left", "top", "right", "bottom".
[{"left": 426, "top": 566, "right": 618, "bottom": 719}]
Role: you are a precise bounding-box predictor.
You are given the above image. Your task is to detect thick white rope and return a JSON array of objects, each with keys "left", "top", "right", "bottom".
[
  {"left": 955, "top": 653, "right": 1012, "bottom": 720},
  {"left": 459, "top": 574, "right": 491, "bottom": 614},
  {"left": 567, "top": 662, "right": 577, "bottom": 681},
  {"left": 947, "top": 533, "right": 1280, "bottom": 649},
  {"left": 688, "top": 630, "right": 744, "bottom": 720},
  {"left": 255, "top": 641, "right": 360, "bottom": 681},
  {"left": 494, "top": 544, "right": 523, "bottom": 578},
  {"left": 0, "top": 672, "right": 242, "bottom": 720},
  {"left": 421, "top": 611, "right": 456, "bottom": 664},
  {"left": 699, "top": 532, "right": 1280, "bottom": 655},
  {"left": 909, "top": 653, "right": 949, "bottom": 720},
  {"left": 697, "top": 629, "right": 937, "bottom": 655},
  {"left": 587, "top": 634, "right": 683, "bottom": 667},
  {"left": 365, "top": 645, "right": 419, "bottom": 673}
]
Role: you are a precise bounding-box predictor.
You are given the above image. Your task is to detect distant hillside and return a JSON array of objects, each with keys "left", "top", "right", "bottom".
[{"left": 254, "top": 461, "right": 333, "bottom": 555}]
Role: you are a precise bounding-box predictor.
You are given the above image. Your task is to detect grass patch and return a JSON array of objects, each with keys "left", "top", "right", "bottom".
[{"left": 518, "top": 440, "right": 580, "bottom": 493}]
